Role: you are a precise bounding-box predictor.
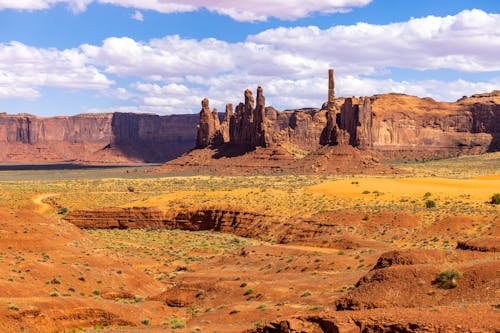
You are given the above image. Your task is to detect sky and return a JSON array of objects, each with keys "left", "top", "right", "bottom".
[{"left": 0, "top": 0, "right": 499, "bottom": 116}]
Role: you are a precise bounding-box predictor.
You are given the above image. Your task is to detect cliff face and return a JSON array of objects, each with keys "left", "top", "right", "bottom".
[
  {"left": 0, "top": 112, "right": 198, "bottom": 164},
  {"left": 111, "top": 112, "right": 199, "bottom": 162},
  {"left": 195, "top": 71, "right": 499, "bottom": 161},
  {"left": 345, "top": 94, "right": 498, "bottom": 160}
]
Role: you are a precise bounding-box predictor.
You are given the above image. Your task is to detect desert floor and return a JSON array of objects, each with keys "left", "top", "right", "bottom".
[{"left": 0, "top": 153, "right": 498, "bottom": 332}]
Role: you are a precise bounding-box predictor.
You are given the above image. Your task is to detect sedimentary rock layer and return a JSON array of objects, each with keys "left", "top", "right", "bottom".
[{"left": 0, "top": 112, "right": 198, "bottom": 163}]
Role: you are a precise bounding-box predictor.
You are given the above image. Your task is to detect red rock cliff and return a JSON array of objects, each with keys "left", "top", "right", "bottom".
[{"left": 0, "top": 112, "right": 198, "bottom": 164}]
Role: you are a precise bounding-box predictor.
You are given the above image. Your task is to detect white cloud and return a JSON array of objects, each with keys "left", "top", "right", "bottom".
[
  {"left": 131, "top": 10, "right": 143, "bottom": 21},
  {"left": 0, "top": 0, "right": 92, "bottom": 13},
  {"left": 0, "top": 41, "right": 113, "bottom": 99},
  {"left": 81, "top": 36, "right": 237, "bottom": 80},
  {"left": 0, "top": 9, "right": 499, "bottom": 113},
  {"left": 249, "top": 9, "right": 500, "bottom": 73},
  {"left": 0, "top": 0, "right": 372, "bottom": 21}
]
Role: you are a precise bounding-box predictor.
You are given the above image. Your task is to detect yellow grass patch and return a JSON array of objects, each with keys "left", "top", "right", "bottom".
[{"left": 306, "top": 176, "right": 500, "bottom": 203}]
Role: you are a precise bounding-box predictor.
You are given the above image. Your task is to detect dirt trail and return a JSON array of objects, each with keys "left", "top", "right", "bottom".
[
  {"left": 32, "top": 193, "right": 59, "bottom": 214},
  {"left": 272, "top": 243, "right": 344, "bottom": 254}
]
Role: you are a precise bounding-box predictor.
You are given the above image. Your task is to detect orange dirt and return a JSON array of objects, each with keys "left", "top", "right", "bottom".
[
  {"left": 159, "top": 145, "right": 395, "bottom": 176},
  {"left": 1, "top": 170, "right": 499, "bottom": 332}
]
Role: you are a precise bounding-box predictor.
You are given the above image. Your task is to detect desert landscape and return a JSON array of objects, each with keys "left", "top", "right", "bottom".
[
  {"left": 1, "top": 1, "right": 499, "bottom": 332},
  {"left": 0, "top": 69, "right": 498, "bottom": 332},
  {"left": 0, "top": 151, "right": 498, "bottom": 332}
]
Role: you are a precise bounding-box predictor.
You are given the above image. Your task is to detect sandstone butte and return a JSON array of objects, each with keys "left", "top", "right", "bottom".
[{"left": 0, "top": 69, "right": 498, "bottom": 168}]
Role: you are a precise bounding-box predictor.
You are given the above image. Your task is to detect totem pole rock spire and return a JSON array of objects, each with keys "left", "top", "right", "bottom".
[{"left": 328, "top": 68, "right": 335, "bottom": 110}]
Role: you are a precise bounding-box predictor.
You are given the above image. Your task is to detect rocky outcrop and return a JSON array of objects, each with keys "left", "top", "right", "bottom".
[
  {"left": 64, "top": 207, "right": 282, "bottom": 241},
  {"left": 196, "top": 98, "right": 223, "bottom": 148},
  {"left": 358, "top": 94, "right": 497, "bottom": 160},
  {"left": 0, "top": 112, "right": 198, "bottom": 163},
  {"left": 64, "top": 206, "right": 386, "bottom": 249},
  {"left": 228, "top": 88, "right": 268, "bottom": 148},
  {"left": 198, "top": 87, "right": 328, "bottom": 153},
  {"left": 192, "top": 70, "right": 500, "bottom": 162},
  {"left": 457, "top": 236, "right": 499, "bottom": 252}
]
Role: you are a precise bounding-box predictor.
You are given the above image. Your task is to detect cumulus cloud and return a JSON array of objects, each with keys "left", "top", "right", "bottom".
[
  {"left": 78, "top": 9, "right": 500, "bottom": 84},
  {"left": 0, "top": 0, "right": 372, "bottom": 21},
  {"left": 0, "top": 41, "right": 113, "bottom": 99},
  {"left": 249, "top": 9, "right": 500, "bottom": 73},
  {"left": 0, "top": 9, "right": 499, "bottom": 113},
  {"left": 0, "top": 0, "right": 92, "bottom": 13},
  {"left": 81, "top": 36, "right": 237, "bottom": 79}
]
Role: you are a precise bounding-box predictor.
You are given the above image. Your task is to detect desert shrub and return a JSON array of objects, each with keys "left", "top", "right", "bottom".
[
  {"left": 141, "top": 318, "right": 150, "bottom": 326},
  {"left": 50, "top": 277, "right": 61, "bottom": 284},
  {"left": 57, "top": 207, "right": 68, "bottom": 215},
  {"left": 243, "top": 288, "right": 253, "bottom": 296},
  {"left": 170, "top": 317, "right": 185, "bottom": 329},
  {"left": 435, "top": 269, "right": 461, "bottom": 289},
  {"left": 490, "top": 193, "right": 500, "bottom": 205},
  {"left": 127, "top": 185, "right": 135, "bottom": 193},
  {"left": 92, "top": 289, "right": 100, "bottom": 296},
  {"left": 425, "top": 200, "right": 436, "bottom": 209}
]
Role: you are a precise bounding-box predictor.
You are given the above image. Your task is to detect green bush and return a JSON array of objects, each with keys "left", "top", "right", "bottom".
[
  {"left": 7, "top": 304, "right": 19, "bottom": 311},
  {"left": 435, "top": 269, "right": 461, "bottom": 289},
  {"left": 243, "top": 288, "right": 253, "bottom": 296},
  {"left": 490, "top": 193, "right": 500, "bottom": 205},
  {"left": 170, "top": 317, "right": 185, "bottom": 329},
  {"left": 57, "top": 207, "right": 68, "bottom": 215},
  {"left": 425, "top": 200, "right": 436, "bottom": 209}
]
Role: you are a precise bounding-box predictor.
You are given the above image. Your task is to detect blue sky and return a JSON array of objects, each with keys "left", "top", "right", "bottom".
[{"left": 0, "top": 0, "right": 498, "bottom": 116}]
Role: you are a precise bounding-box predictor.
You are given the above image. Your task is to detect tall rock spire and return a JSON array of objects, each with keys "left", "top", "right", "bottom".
[
  {"left": 196, "top": 98, "right": 222, "bottom": 148},
  {"left": 328, "top": 68, "right": 335, "bottom": 110}
]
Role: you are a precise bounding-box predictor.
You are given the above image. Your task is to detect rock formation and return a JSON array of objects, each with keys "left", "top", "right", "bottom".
[
  {"left": 196, "top": 98, "right": 222, "bottom": 148},
  {"left": 1, "top": 69, "right": 498, "bottom": 166},
  {"left": 192, "top": 69, "right": 500, "bottom": 161},
  {"left": 0, "top": 112, "right": 199, "bottom": 164},
  {"left": 197, "top": 86, "right": 328, "bottom": 152},
  {"left": 229, "top": 88, "right": 268, "bottom": 148}
]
